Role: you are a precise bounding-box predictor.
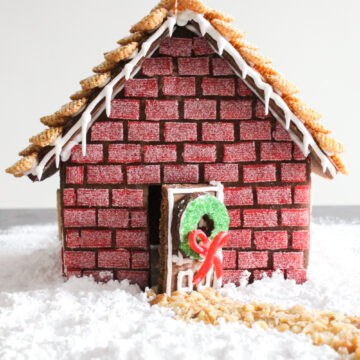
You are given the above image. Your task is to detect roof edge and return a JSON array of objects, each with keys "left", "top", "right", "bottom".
[{"left": 24, "top": 9, "right": 338, "bottom": 181}]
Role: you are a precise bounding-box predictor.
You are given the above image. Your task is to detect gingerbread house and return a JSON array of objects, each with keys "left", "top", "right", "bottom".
[{"left": 6, "top": 0, "right": 347, "bottom": 294}]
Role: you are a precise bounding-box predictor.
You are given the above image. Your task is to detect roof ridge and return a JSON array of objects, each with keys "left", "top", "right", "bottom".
[{"left": 5, "top": 0, "right": 347, "bottom": 179}]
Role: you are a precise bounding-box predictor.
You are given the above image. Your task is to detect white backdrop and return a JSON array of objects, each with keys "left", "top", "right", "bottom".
[{"left": 0, "top": 0, "right": 359, "bottom": 208}]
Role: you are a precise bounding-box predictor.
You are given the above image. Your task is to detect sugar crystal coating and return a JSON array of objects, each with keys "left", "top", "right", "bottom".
[
  {"left": 238, "top": 252, "right": 268, "bottom": 269},
  {"left": 116, "top": 230, "right": 148, "bottom": 248},
  {"left": 110, "top": 100, "right": 140, "bottom": 120},
  {"left": 184, "top": 99, "right": 216, "bottom": 120},
  {"left": 225, "top": 230, "right": 252, "bottom": 248}
]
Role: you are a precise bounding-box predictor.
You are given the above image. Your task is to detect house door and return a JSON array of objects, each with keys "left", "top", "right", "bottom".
[{"left": 159, "top": 183, "right": 230, "bottom": 295}]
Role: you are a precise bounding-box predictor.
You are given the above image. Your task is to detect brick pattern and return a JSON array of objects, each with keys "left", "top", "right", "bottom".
[{"left": 61, "top": 32, "right": 311, "bottom": 287}]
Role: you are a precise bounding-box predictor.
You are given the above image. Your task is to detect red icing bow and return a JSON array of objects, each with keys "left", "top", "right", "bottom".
[{"left": 188, "top": 229, "right": 229, "bottom": 286}]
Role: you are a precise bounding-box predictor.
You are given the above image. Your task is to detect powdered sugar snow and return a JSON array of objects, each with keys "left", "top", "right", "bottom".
[{"left": 1, "top": 219, "right": 359, "bottom": 359}]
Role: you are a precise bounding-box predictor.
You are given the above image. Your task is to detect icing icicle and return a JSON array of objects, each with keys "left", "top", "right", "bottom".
[
  {"left": 32, "top": 17, "right": 176, "bottom": 179},
  {"left": 168, "top": 16, "right": 176, "bottom": 36},
  {"left": 32, "top": 11, "right": 337, "bottom": 180},
  {"left": 263, "top": 84, "right": 273, "bottom": 115},
  {"left": 105, "top": 86, "right": 113, "bottom": 118}
]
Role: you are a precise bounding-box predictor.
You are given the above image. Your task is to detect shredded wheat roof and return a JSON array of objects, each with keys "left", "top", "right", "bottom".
[{"left": 6, "top": 0, "right": 347, "bottom": 179}]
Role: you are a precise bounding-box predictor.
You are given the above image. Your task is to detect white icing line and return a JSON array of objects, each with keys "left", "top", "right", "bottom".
[{"left": 177, "top": 270, "right": 194, "bottom": 292}]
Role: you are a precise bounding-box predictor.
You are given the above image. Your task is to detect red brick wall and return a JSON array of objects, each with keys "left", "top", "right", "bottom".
[{"left": 60, "top": 28, "right": 311, "bottom": 288}]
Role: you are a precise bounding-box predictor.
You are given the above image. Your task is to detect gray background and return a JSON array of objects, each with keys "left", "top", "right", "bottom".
[{"left": 0, "top": 0, "right": 359, "bottom": 208}]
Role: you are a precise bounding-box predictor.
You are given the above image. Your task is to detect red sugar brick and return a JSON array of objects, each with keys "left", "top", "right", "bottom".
[
  {"left": 66, "top": 269, "right": 82, "bottom": 279},
  {"left": 184, "top": 99, "right": 216, "bottom": 120},
  {"left": 286, "top": 269, "right": 307, "bottom": 284},
  {"left": 66, "top": 230, "right": 80, "bottom": 248},
  {"left": 243, "top": 164, "right": 277, "bottom": 183},
  {"left": 128, "top": 122, "right": 159, "bottom": 142},
  {"left": 294, "top": 144, "right": 307, "bottom": 160},
  {"left": 83, "top": 270, "right": 114, "bottom": 282},
  {"left": 98, "top": 250, "right": 130, "bottom": 268},
  {"left": 71, "top": 145, "right": 103, "bottom": 164},
  {"left": 124, "top": 79, "right": 158, "bottom": 97},
  {"left": 294, "top": 186, "right": 311, "bottom": 204},
  {"left": 127, "top": 165, "right": 160, "bottom": 184},
  {"left": 212, "top": 58, "right": 234, "bottom": 76},
  {"left": 163, "top": 77, "right": 195, "bottom": 96},
  {"left": 222, "top": 270, "right": 247, "bottom": 286},
  {"left": 91, "top": 122, "right": 123, "bottom": 141},
  {"left": 221, "top": 100, "right": 252, "bottom": 120},
  {"left": 193, "top": 37, "right": 214, "bottom": 55},
  {"left": 202, "top": 122, "right": 234, "bottom": 142},
  {"left": 183, "top": 144, "right": 216, "bottom": 163},
  {"left": 178, "top": 57, "right": 209, "bottom": 75},
  {"left": 117, "top": 270, "right": 149, "bottom": 289},
  {"left": 273, "top": 252, "right": 304, "bottom": 270},
  {"left": 204, "top": 164, "right": 238, "bottom": 183},
  {"left": 253, "top": 270, "right": 284, "bottom": 281},
  {"left": 116, "top": 230, "right": 148, "bottom": 248},
  {"left": 113, "top": 189, "right": 144, "bottom": 208},
  {"left": 256, "top": 101, "right": 272, "bottom": 119},
  {"left": 225, "top": 230, "right": 252, "bottom": 248},
  {"left": 108, "top": 144, "right": 141, "bottom": 164},
  {"left": 202, "top": 78, "right": 235, "bottom": 96},
  {"left": 63, "top": 189, "right": 76, "bottom": 207},
  {"left": 64, "top": 251, "right": 96, "bottom": 268},
  {"left": 254, "top": 231, "right": 288, "bottom": 250},
  {"left": 224, "top": 187, "right": 253, "bottom": 206},
  {"left": 145, "top": 100, "right": 178, "bottom": 120},
  {"left": 81, "top": 230, "right": 112, "bottom": 248},
  {"left": 66, "top": 166, "right": 84, "bottom": 184},
  {"left": 240, "top": 121, "right": 271, "bottom": 140},
  {"left": 77, "top": 189, "right": 109, "bottom": 207},
  {"left": 223, "top": 250, "right": 236, "bottom": 269},
  {"left": 160, "top": 37, "right": 192, "bottom": 57},
  {"left": 87, "top": 165, "right": 123, "bottom": 184},
  {"left": 142, "top": 57, "right": 173, "bottom": 76},
  {"left": 144, "top": 145, "right": 177, "bottom": 163},
  {"left": 281, "top": 209, "right": 309, "bottom": 227},
  {"left": 281, "top": 163, "right": 307, "bottom": 183},
  {"left": 228, "top": 209, "right": 241, "bottom": 228},
  {"left": 165, "top": 122, "right": 197, "bottom": 142},
  {"left": 110, "top": 99, "right": 140, "bottom": 120},
  {"left": 292, "top": 231, "right": 310, "bottom": 250},
  {"left": 273, "top": 122, "right": 292, "bottom": 141},
  {"left": 223, "top": 142, "right": 256, "bottom": 163},
  {"left": 238, "top": 79, "right": 252, "bottom": 96},
  {"left": 260, "top": 142, "right": 292, "bottom": 161},
  {"left": 131, "top": 210, "right": 147, "bottom": 228},
  {"left": 257, "top": 186, "right": 292, "bottom": 205},
  {"left": 98, "top": 209, "right": 129, "bottom": 228},
  {"left": 238, "top": 251, "right": 268, "bottom": 269},
  {"left": 132, "top": 251, "right": 150, "bottom": 269},
  {"left": 164, "top": 165, "right": 199, "bottom": 183},
  {"left": 64, "top": 209, "right": 96, "bottom": 227},
  {"left": 243, "top": 209, "right": 278, "bottom": 228}
]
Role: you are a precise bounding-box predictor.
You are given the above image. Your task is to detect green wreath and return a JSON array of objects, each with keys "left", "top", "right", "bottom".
[{"left": 179, "top": 194, "right": 230, "bottom": 260}]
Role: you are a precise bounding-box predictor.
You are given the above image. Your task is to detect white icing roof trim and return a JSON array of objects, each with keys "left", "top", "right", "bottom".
[{"left": 30, "top": 10, "right": 336, "bottom": 180}]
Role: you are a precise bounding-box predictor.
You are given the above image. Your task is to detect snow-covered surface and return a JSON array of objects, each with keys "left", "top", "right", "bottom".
[{"left": 1, "top": 220, "right": 360, "bottom": 359}]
